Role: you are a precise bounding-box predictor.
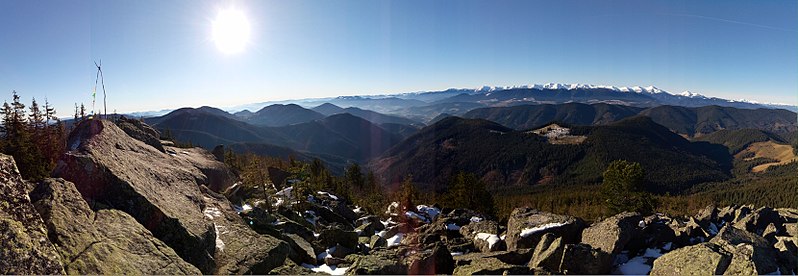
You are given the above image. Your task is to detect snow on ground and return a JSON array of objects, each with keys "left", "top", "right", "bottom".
[
  {"left": 475, "top": 233, "right": 501, "bottom": 249},
  {"left": 446, "top": 223, "right": 461, "bottom": 231},
  {"left": 616, "top": 256, "right": 651, "bottom": 275},
  {"left": 275, "top": 186, "right": 294, "bottom": 197},
  {"left": 450, "top": 252, "right": 464, "bottom": 256},
  {"left": 661, "top": 242, "right": 673, "bottom": 251},
  {"left": 416, "top": 205, "right": 440, "bottom": 220},
  {"left": 615, "top": 248, "right": 663, "bottom": 275},
  {"left": 470, "top": 216, "right": 483, "bottom": 222},
  {"left": 405, "top": 211, "right": 430, "bottom": 223},
  {"left": 203, "top": 207, "right": 222, "bottom": 220},
  {"left": 708, "top": 222, "right": 719, "bottom": 235},
  {"left": 233, "top": 203, "right": 252, "bottom": 213},
  {"left": 353, "top": 206, "right": 363, "bottom": 214},
  {"left": 387, "top": 233, "right": 403, "bottom": 247},
  {"left": 520, "top": 222, "right": 569, "bottom": 237},
  {"left": 317, "top": 246, "right": 336, "bottom": 260},
  {"left": 317, "top": 191, "right": 339, "bottom": 200},
  {"left": 301, "top": 263, "right": 348, "bottom": 275},
  {"left": 214, "top": 224, "right": 225, "bottom": 252}
]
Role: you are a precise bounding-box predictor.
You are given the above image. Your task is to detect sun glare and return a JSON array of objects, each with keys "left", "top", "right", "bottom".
[{"left": 212, "top": 8, "right": 251, "bottom": 55}]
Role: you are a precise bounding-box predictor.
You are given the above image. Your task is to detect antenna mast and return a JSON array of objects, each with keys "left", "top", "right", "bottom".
[{"left": 93, "top": 60, "right": 108, "bottom": 119}]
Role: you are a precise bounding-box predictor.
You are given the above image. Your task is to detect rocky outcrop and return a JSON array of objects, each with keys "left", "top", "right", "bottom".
[
  {"left": 114, "top": 116, "right": 164, "bottom": 152},
  {"left": 650, "top": 242, "right": 732, "bottom": 275},
  {"left": 529, "top": 233, "right": 564, "bottom": 271},
  {"left": 582, "top": 212, "right": 642, "bottom": 255},
  {"left": 558, "top": 243, "right": 612, "bottom": 274},
  {"left": 29, "top": 178, "right": 200, "bottom": 274},
  {"left": 0, "top": 154, "right": 64, "bottom": 275},
  {"left": 505, "top": 208, "right": 584, "bottom": 251},
  {"left": 52, "top": 119, "right": 283, "bottom": 274}
]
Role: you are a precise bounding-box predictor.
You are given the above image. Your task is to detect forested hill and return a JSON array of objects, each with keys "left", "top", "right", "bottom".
[{"left": 371, "top": 116, "right": 732, "bottom": 194}]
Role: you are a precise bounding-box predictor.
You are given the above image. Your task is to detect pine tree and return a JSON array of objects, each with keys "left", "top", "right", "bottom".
[{"left": 601, "top": 160, "right": 656, "bottom": 215}]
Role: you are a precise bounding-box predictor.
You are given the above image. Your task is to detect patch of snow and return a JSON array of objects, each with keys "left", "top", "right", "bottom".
[
  {"left": 386, "top": 233, "right": 403, "bottom": 247},
  {"left": 405, "top": 211, "right": 430, "bottom": 223},
  {"left": 417, "top": 205, "right": 440, "bottom": 220},
  {"left": 203, "top": 207, "right": 222, "bottom": 220},
  {"left": 376, "top": 230, "right": 387, "bottom": 238},
  {"left": 353, "top": 206, "right": 363, "bottom": 214},
  {"left": 470, "top": 216, "right": 483, "bottom": 222},
  {"left": 450, "top": 251, "right": 464, "bottom": 256},
  {"left": 317, "top": 191, "right": 339, "bottom": 200},
  {"left": 273, "top": 198, "right": 284, "bottom": 207},
  {"left": 317, "top": 246, "right": 336, "bottom": 260},
  {"left": 214, "top": 224, "right": 225, "bottom": 252},
  {"left": 276, "top": 186, "right": 294, "bottom": 197},
  {"left": 708, "top": 223, "right": 719, "bottom": 236},
  {"left": 500, "top": 234, "right": 506, "bottom": 240},
  {"left": 642, "top": 248, "right": 663, "bottom": 258},
  {"left": 520, "top": 222, "right": 569, "bottom": 238},
  {"left": 616, "top": 256, "right": 651, "bottom": 275},
  {"left": 313, "top": 232, "right": 320, "bottom": 238},
  {"left": 475, "top": 233, "right": 501, "bottom": 249},
  {"left": 380, "top": 220, "right": 390, "bottom": 228},
  {"left": 638, "top": 220, "right": 646, "bottom": 228},
  {"left": 446, "top": 223, "right": 461, "bottom": 231},
  {"left": 661, "top": 242, "right": 673, "bottom": 251},
  {"left": 765, "top": 268, "right": 781, "bottom": 275},
  {"left": 301, "top": 263, "right": 348, "bottom": 275}
]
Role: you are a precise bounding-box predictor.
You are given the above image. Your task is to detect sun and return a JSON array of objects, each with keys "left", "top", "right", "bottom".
[{"left": 212, "top": 8, "right": 251, "bottom": 54}]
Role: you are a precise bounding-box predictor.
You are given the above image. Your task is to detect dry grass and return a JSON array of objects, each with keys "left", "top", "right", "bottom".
[{"left": 736, "top": 141, "right": 798, "bottom": 172}]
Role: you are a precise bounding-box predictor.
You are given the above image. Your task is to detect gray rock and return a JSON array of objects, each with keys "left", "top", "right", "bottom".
[
  {"left": 356, "top": 215, "right": 386, "bottom": 232},
  {"left": 529, "top": 233, "right": 563, "bottom": 272},
  {"left": 453, "top": 257, "right": 533, "bottom": 275},
  {"left": 53, "top": 119, "right": 283, "bottom": 273},
  {"left": 406, "top": 243, "right": 455, "bottom": 274},
  {"left": 201, "top": 187, "right": 291, "bottom": 274},
  {"left": 356, "top": 222, "right": 377, "bottom": 237},
  {"left": 558, "top": 244, "right": 612, "bottom": 274},
  {"left": 369, "top": 235, "right": 387, "bottom": 249},
  {"left": 733, "top": 207, "right": 782, "bottom": 236},
  {"left": 459, "top": 220, "right": 500, "bottom": 240},
  {"left": 581, "top": 211, "right": 642, "bottom": 255},
  {"left": 284, "top": 233, "right": 317, "bottom": 266},
  {"left": 453, "top": 249, "right": 534, "bottom": 266},
  {"left": 774, "top": 237, "right": 798, "bottom": 275},
  {"left": 505, "top": 208, "right": 583, "bottom": 251},
  {"left": 318, "top": 227, "right": 359, "bottom": 249},
  {"left": 53, "top": 120, "right": 217, "bottom": 272},
  {"left": 709, "top": 225, "right": 779, "bottom": 274},
  {"left": 346, "top": 248, "right": 407, "bottom": 275},
  {"left": 115, "top": 116, "right": 164, "bottom": 152},
  {"left": 30, "top": 178, "right": 200, "bottom": 274},
  {"left": 0, "top": 154, "right": 64, "bottom": 275},
  {"left": 650, "top": 242, "right": 732, "bottom": 275}
]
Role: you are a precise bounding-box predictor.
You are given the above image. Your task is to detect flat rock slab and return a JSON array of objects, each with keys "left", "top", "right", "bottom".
[{"left": 30, "top": 178, "right": 200, "bottom": 274}]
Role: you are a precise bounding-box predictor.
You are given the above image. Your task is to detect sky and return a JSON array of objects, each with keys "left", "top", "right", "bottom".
[{"left": 0, "top": 0, "right": 796, "bottom": 115}]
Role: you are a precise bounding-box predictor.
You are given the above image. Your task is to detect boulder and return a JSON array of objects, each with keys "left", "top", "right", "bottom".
[
  {"left": 356, "top": 215, "right": 386, "bottom": 232},
  {"left": 505, "top": 208, "right": 583, "bottom": 251},
  {"left": 318, "top": 227, "right": 359, "bottom": 249},
  {"left": 114, "top": 116, "right": 164, "bottom": 152},
  {"left": 453, "top": 249, "right": 534, "bottom": 266},
  {"left": 176, "top": 147, "right": 237, "bottom": 192},
  {"left": 709, "top": 225, "right": 779, "bottom": 274},
  {"left": 581, "top": 211, "right": 642, "bottom": 255},
  {"left": 201, "top": 187, "right": 291, "bottom": 274},
  {"left": 529, "top": 233, "right": 564, "bottom": 272},
  {"left": 0, "top": 154, "right": 64, "bottom": 274},
  {"left": 452, "top": 257, "right": 533, "bottom": 275},
  {"left": 268, "top": 259, "right": 314, "bottom": 275},
  {"left": 346, "top": 248, "right": 408, "bottom": 275},
  {"left": 459, "top": 220, "right": 500, "bottom": 240},
  {"left": 356, "top": 222, "right": 377, "bottom": 237},
  {"left": 406, "top": 243, "right": 455, "bottom": 274},
  {"left": 650, "top": 242, "right": 732, "bottom": 275},
  {"left": 369, "top": 235, "right": 387, "bottom": 249},
  {"left": 52, "top": 119, "right": 281, "bottom": 273},
  {"left": 695, "top": 205, "right": 719, "bottom": 226},
  {"left": 473, "top": 232, "right": 506, "bottom": 252},
  {"left": 774, "top": 237, "right": 798, "bottom": 274},
  {"left": 283, "top": 233, "right": 317, "bottom": 266},
  {"left": 30, "top": 178, "right": 200, "bottom": 274},
  {"left": 558, "top": 244, "right": 612, "bottom": 274},
  {"left": 267, "top": 167, "right": 290, "bottom": 189},
  {"left": 733, "top": 207, "right": 782, "bottom": 236}
]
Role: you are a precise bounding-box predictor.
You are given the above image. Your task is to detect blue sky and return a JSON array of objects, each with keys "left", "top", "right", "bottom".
[{"left": 1, "top": 0, "right": 796, "bottom": 114}]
